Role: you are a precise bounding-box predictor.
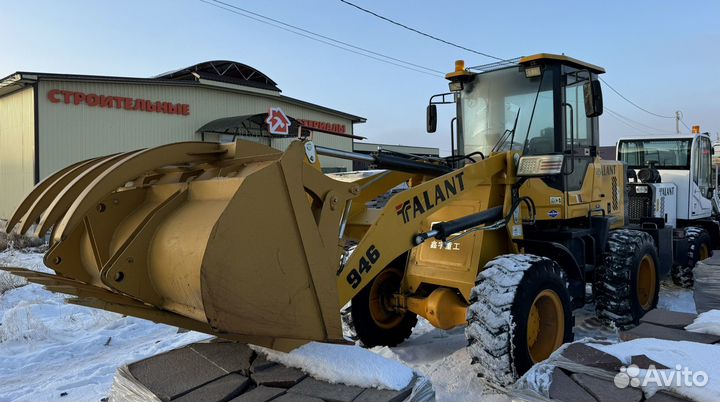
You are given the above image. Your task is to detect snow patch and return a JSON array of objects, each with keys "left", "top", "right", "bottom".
[
  {"left": 685, "top": 309, "right": 720, "bottom": 336},
  {"left": 591, "top": 339, "right": 720, "bottom": 402},
  {"left": 0, "top": 250, "right": 211, "bottom": 402},
  {"left": 419, "top": 347, "right": 509, "bottom": 402},
  {"left": 253, "top": 342, "right": 414, "bottom": 390}
]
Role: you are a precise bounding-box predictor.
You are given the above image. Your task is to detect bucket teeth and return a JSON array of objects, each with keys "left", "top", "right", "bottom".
[
  {"left": 36, "top": 152, "right": 139, "bottom": 239},
  {"left": 7, "top": 156, "right": 102, "bottom": 235}
]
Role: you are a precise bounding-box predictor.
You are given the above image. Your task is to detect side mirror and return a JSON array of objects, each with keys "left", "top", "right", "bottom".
[
  {"left": 426, "top": 104, "right": 437, "bottom": 133},
  {"left": 583, "top": 79, "right": 603, "bottom": 117}
]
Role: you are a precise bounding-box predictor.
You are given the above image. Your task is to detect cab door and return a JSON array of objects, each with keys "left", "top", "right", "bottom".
[
  {"left": 562, "top": 70, "right": 595, "bottom": 216},
  {"left": 690, "top": 135, "right": 713, "bottom": 218}
]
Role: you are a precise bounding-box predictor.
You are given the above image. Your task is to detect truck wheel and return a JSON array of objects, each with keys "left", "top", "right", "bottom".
[
  {"left": 594, "top": 229, "right": 659, "bottom": 328},
  {"left": 466, "top": 254, "right": 573, "bottom": 386},
  {"left": 351, "top": 267, "right": 417, "bottom": 347},
  {"left": 671, "top": 227, "right": 712, "bottom": 288}
]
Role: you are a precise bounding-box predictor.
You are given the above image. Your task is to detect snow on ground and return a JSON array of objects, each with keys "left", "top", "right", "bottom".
[
  {"left": 255, "top": 342, "right": 414, "bottom": 390},
  {"left": 685, "top": 309, "right": 720, "bottom": 336},
  {"left": 0, "top": 247, "right": 703, "bottom": 402},
  {"left": 0, "top": 250, "right": 211, "bottom": 402},
  {"left": 658, "top": 281, "right": 698, "bottom": 314},
  {"left": 592, "top": 339, "right": 720, "bottom": 402},
  {"left": 384, "top": 319, "right": 510, "bottom": 402}
]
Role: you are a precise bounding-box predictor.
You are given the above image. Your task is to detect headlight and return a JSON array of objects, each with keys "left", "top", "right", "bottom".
[
  {"left": 516, "top": 155, "right": 564, "bottom": 176},
  {"left": 635, "top": 185, "right": 649, "bottom": 194}
]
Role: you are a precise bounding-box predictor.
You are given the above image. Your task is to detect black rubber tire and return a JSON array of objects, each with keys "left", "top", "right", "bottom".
[
  {"left": 351, "top": 267, "right": 417, "bottom": 347},
  {"left": 594, "top": 229, "right": 660, "bottom": 328},
  {"left": 466, "top": 254, "right": 574, "bottom": 386},
  {"left": 671, "top": 227, "right": 713, "bottom": 288}
]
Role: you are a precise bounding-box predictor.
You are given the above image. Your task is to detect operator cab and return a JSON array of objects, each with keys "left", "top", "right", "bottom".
[{"left": 431, "top": 53, "right": 605, "bottom": 192}]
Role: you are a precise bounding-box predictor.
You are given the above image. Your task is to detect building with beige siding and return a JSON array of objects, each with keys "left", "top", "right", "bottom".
[{"left": 0, "top": 60, "right": 365, "bottom": 219}]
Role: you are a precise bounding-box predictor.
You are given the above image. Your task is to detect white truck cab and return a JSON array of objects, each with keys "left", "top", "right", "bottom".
[
  {"left": 617, "top": 133, "right": 715, "bottom": 223},
  {"left": 616, "top": 133, "right": 718, "bottom": 288}
]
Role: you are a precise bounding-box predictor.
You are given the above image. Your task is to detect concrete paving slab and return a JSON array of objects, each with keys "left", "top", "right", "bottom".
[
  {"left": 249, "top": 354, "right": 277, "bottom": 374},
  {"left": 272, "top": 393, "right": 324, "bottom": 402},
  {"left": 173, "top": 373, "right": 250, "bottom": 402},
  {"left": 548, "top": 369, "right": 597, "bottom": 402},
  {"left": 571, "top": 373, "right": 642, "bottom": 402},
  {"left": 251, "top": 365, "right": 307, "bottom": 388},
  {"left": 560, "top": 343, "right": 623, "bottom": 372},
  {"left": 645, "top": 391, "right": 694, "bottom": 402},
  {"left": 620, "top": 323, "right": 720, "bottom": 344},
  {"left": 228, "top": 386, "right": 286, "bottom": 402},
  {"left": 353, "top": 378, "right": 414, "bottom": 402},
  {"left": 288, "top": 377, "right": 364, "bottom": 402},
  {"left": 190, "top": 342, "right": 255, "bottom": 376},
  {"left": 128, "top": 346, "right": 227, "bottom": 400},
  {"left": 694, "top": 262, "right": 720, "bottom": 314},
  {"left": 630, "top": 354, "right": 669, "bottom": 370},
  {"left": 640, "top": 309, "right": 697, "bottom": 330}
]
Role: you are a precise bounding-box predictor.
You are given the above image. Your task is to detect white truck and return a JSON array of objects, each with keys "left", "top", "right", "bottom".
[{"left": 616, "top": 133, "right": 719, "bottom": 287}]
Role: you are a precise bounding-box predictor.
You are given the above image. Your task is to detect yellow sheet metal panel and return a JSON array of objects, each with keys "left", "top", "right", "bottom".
[
  {"left": 0, "top": 87, "right": 35, "bottom": 219},
  {"left": 36, "top": 80, "right": 354, "bottom": 179},
  {"left": 272, "top": 132, "right": 352, "bottom": 171},
  {"left": 519, "top": 53, "right": 605, "bottom": 74}
]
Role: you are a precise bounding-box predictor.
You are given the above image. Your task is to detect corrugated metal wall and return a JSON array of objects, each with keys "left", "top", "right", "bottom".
[
  {"left": 36, "top": 80, "right": 353, "bottom": 179},
  {"left": 0, "top": 88, "right": 35, "bottom": 220}
]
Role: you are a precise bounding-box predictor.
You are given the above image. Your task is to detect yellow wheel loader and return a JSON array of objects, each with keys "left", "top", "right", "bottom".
[{"left": 4, "top": 54, "right": 682, "bottom": 385}]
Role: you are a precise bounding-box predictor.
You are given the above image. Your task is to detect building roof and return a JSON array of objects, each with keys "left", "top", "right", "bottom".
[
  {"left": 156, "top": 60, "right": 280, "bottom": 92},
  {"left": 0, "top": 61, "right": 366, "bottom": 123}
]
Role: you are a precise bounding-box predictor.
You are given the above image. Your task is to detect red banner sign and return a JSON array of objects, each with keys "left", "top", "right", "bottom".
[
  {"left": 297, "top": 119, "right": 346, "bottom": 135},
  {"left": 47, "top": 89, "right": 190, "bottom": 116}
]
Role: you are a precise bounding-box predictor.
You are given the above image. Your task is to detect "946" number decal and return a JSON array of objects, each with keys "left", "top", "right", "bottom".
[{"left": 346, "top": 245, "right": 380, "bottom": 289}]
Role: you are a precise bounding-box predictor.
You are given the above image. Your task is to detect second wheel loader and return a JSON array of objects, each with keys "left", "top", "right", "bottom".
[{"left": 2, "top": 54, "right": 696, "bottom": 385}]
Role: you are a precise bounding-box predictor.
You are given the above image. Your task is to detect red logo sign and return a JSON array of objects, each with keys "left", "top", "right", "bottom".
[
  {"left": 265, "top": 107, "right": 291, "bottom": 135},
  {"left": 47, "top": 89, "right": 190, "bottom": 116},
  {"left": 297, "top": 119, "right": 346, "bottom": 135}
]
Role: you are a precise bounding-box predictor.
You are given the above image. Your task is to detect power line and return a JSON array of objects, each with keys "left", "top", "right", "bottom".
[
  {"left": 205, "top": 0, "right": 693, "bottom": 133},
  {"left": 679, "top": 118, "right": 692, "bottom": 131},
  {"left": 604, "top": 109, "right": 659, "bottom": 135},
  {"left": 337, "top": 0, "right": 689, "bottom": 127},
  {"left": 599, "top": 77, "right": 675, "bottom": 119},
  {"left": 604, "top": 107, "right": 673, "bottom": 133},
  {"left": 200, "top": 0, "right": 444, "bottom": 77},
  {"left": 338, "top": 0, "right": 505, "bottom": 61}
]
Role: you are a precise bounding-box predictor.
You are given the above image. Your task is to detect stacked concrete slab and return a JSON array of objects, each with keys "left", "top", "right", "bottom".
[
  {"left": 542, "top": 309, "right": 711, "bottom": 402},
  {"left": 108, "top": 340, "right": 423, "bottom": 402},
  {"left": 693, "top": 253, "right": 720, "bottom": 313}
]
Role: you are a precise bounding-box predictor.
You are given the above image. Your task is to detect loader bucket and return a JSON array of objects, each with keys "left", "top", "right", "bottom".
[{"left": 3, "top": 139, "right": 359, "bottom": 351}]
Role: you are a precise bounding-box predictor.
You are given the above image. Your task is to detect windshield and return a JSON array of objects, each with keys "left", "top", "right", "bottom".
[
  {"left": 460, "top": 67, "right": 555, "bottom": 156},
  {"left": 618, "top": 139, "right": 691, "bottom": 169}
]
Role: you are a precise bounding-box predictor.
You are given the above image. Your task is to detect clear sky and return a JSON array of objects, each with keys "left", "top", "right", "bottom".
[{"left": 2, "top": 0, "right": 719, "bottom": 153}]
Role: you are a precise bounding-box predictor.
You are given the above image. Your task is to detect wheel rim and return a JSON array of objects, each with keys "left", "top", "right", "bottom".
[
  {"left": 699, "top": 243, "right": 710, "bottom": 261},
  {"left": 368, "top": 269, "right": 404, "bottom": 329},
  {"left": 637, "top": 255, "right": 657, "bottom": 310},
  {"left": 527, "top": 289, "right": 565, "bottom": 363}
]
